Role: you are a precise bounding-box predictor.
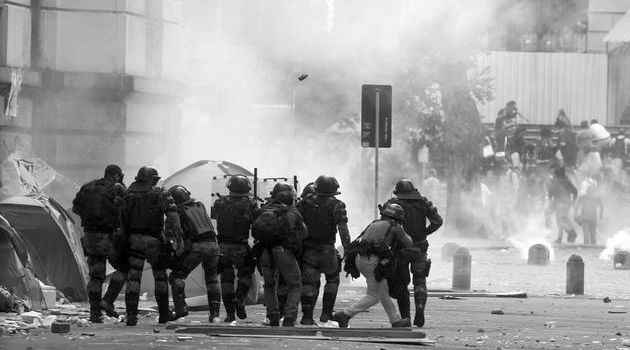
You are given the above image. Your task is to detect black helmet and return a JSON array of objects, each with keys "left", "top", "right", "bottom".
[
  {"left": 394, "top": 179, "right": 416, "bottom": 194},
  {"left": 227, "top": 175, "right": 252, "bottom": 196},
  {"left": 271, "top": 182, "right": 295, "bottom": 205},
  {"left": 104, "top": 164, "right": 123, "bottom": 178},
  {"left": 168, "top": 185, "right": 192, "bottom": 205},
  {"left": 135, "top": 166, "right": 160, "bottom": 184},
  {"left": 314, "top": 175, "right": 340, "bottom": 196},
  {"left": 380, "top": 203, "right": 404, "bottom": 221},
  {"left": 300, "top": 182, "right": 315, "bottom": 198}
]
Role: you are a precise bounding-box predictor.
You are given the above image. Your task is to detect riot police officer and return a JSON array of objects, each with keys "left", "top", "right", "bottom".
[
  {"left": 168, "top": 185, "right": 220, "bottom": 322},
  {"left": 121, "top": 166, "right": 183, "bottom": 326},
  {"left": 253, "top": 183, "right": 306, "bottom": 327},
  {"left": 383, "top": 179, "right": 443, "bottom": 328},
  {"left": 210, "top": 175, "right": 258, "bottom": 322},
  {"left": 331, "top": 203, "right": 413, "bottom": 328},
  {"left": 72, "top": 165, "right": 127, "bottom": 323},
  {"left": 296, "top": 176, "right": 350, "bottom": 325}
]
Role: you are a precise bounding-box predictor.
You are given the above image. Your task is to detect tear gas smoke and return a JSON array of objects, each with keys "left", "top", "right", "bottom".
[{"left": 599, "top": 229, "right": 630, "bottom": 260}]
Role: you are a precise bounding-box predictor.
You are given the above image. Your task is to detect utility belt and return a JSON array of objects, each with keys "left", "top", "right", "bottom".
[
  {"left": 413, "top": 239, "right": 429, "bottom": 252},
  {"left": 303, "top": 240, "right": 335, "bottom": 249},
  {"left": 191, "top": 232, "right": 216, "bottom": 243},
  {"left": 349, "top": 240, "right": 391, "bottom": 260}
]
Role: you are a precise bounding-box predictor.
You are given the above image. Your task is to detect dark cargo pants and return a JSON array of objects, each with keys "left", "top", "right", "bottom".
[
  {"left": 83, "top": 232, "right": 127, "bottom": 319},
  {"left": 170, "top": 239, "right": 220, "bottom": 318},
  {"left": 260, "top": 245, "right": 301, "bottom": 324},
  {"left": 219, "top": 243, "right": 255, "bottom": 317}
]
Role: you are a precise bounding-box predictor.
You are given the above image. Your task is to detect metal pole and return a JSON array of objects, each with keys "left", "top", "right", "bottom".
[{"left": 374, "top": 90, "right": 380, "bottom": 220}]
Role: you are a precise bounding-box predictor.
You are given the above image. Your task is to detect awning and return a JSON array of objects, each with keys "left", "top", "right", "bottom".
[{"left": 604, "top": 11, "right": 630, "bottom": 42}]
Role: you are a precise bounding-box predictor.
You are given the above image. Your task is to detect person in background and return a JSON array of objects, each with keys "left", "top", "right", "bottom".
[
  {"left": 590, "top": 119, "right": 612, "bottom": 156},
  {"left": 547, "top": 166, "right": 578, "bottom": 244},
  {"left": 576, "top": 121, "right": 594, "bottom": 166},
  {"left": 555, "top": 110, "right": 578, "bottom": 168},
  {"left": 574, "top": 181, "right": 603, "bottom": 245}
]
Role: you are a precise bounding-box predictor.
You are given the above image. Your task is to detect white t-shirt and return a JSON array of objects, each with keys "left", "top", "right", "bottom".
[{"left": 589, "top": 123, "right": 610, "bottom": 141}]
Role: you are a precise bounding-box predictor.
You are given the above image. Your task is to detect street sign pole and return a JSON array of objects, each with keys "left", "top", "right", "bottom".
[{"left": 374, "top": 89, "right": 380, "bottom": 220}]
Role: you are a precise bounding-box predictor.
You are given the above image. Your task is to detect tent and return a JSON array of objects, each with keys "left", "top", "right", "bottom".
[
  {"left": 0, "top": 196, "right": 89, "bottom": 303},
  {"left": 0, "top": 213, "right": 45, "bottom": 310}
]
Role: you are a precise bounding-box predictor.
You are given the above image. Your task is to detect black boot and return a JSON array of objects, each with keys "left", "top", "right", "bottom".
[
  {"left": 222, "top": 294, "right": 236, "bottom": 322},
  {"left": 88, "top": 291, "right": 103, "bottom": 323},
  {"left": 126, "top": 314, "right": 138, "bottom": 326},
  {"left": 234, "top": 298, "right": 247, "bottom": 320},
  {"left": 265, "top": 312, "right": 280, "bottom": 327},
  {"left": 171, "top": 281, "right": 189, "bottom": 320},
  {"left": 209, "top": 301, "right": 221, "bottom": 323},
  {"left": 278, "top": 294, "right": 288, "bottom": 317},
  {"left": 392, "top": 318, "right": 411, "bottom": 327},
  {"left": 156, "top": 294, "right": 174, "bottom": 324},
  {"left": 319, "top": 292, "right": 337, "bottom": 322},
  {"left": 413, "top": 306, "right": 425, "bottom": 327},
  {"left": 300, "top": 297, "right": 315, "bottom": 326},
  {"left": 397, "top": 295, "right": 411, "bottom": 319},
  {"left": 331, "top": 312, "right": 351, "bottom": 328}
]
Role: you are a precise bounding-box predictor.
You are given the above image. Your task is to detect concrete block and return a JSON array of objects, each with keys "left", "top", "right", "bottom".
[
  {"left": 161, "top": 22, "right": 182, "bottom": 79},
  {"left": 589, "top": 0, "right": 630, "bottom": 13},
  {"left": 55, "top": 98, "right": 124, "bottom": 131},
  {"left": 42, "top": 0, "right": 115, "bottom": 12},
  {"left": 125, "top": 98, "right": 167, "bottom": 133},
  {"left": 11, "top": 96, "right": 33, "bottom": 128},
  {"left": 124, "top": 134, "right": 163, "bottom": 167},
  {"left": 0, "top": 4, "right": 31, "bottom": 67},
  {"left": 161, "top": 0, "right": 181, "bottom": 23}
]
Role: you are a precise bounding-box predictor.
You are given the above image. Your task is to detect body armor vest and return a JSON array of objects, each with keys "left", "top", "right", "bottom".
[
  {"left": 214, "top": 196, "right": 254, "bottom": 243},
  {"left": 125, "top": 191, "right": 164, "bottom": 236},
  {"left": 301, "top": 196, "right": 336, "bottom": 245},
  {"left": 181, "top": 202, "right": 214, "bottom": 240},
  {"left": 388, "top": 198, "right": 426, "bottom": 243}
]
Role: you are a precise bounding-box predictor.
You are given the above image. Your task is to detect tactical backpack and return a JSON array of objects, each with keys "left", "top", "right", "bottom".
[
  {"left": 252, "top": 204, "right": 289, "bottom": 246},
  {"left": 77, "top": 179, "right": 119, "bottom": 230}
]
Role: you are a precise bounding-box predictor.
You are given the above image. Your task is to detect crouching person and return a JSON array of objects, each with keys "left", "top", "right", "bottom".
[
  {"left": 332, "top": 203, "right": 413, "bottom": 328},
  {"left": 167, "top": 185, "right": 220, "bottom": 322},
  {"left": 252, "top": 183, "right": 307, "bottom": 327}
]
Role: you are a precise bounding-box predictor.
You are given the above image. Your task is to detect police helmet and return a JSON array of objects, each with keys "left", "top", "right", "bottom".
[
  {"left": 104, "top": 164, "right": 123, "bottom": 178},
  {"left": 168, "top": 185, "right": 192, "bottom": 205},
  {"left": 314, "top": 175, "right": 340, "bottom": 196},
  {"left": 135, "top": 166, "right": 160, "bottom": 184},
  {"left": 300, "top": 182, "right": 315, "bottom": 198},
  {"left": 393, "top": 179, "right": 416, "bottom": 195},
  {"left": 380, "top": 203, "right": 404, "bottom": 221},
  {"left": 227, "top": 175, "right": 252, "bottom": 196},
  {"left": 271, "top": 182, "right": 295, "bottom": 205}
]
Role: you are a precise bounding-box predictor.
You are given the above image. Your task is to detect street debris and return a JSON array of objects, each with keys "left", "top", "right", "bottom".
[
  {"left": 491, "top": 309, "right": 504, "bottom": 315},
  {"left": 51, "top": 321, "right": 70, "bottom": 334},
  {"left": 603, "top": 297, "right": 612, "bottom": 303}
]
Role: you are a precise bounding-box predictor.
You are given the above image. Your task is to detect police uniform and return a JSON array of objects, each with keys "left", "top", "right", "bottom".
[
  {"left": 170, "top": 198, "right": 220, "bottom": 321},
  {"left": 331, "top": 204, "right": 413, "bottom": 328},
  {"left": 384, "top": 181, "right": 443, "bottom": 328},
  {"left": 254, "top": 184, "right": 306, "bottom": 327},
  {"left": 121, "top": 174, "right": 182, "bottom": 326},
  {"left": 296, "top": 193, "right": 350, "bottom": 324},
  {"left": 211, "top": 195, "right": 258, "bottom": 322},
  {"left": 73, "top": 173, "right": 127, "bottom": 322}
]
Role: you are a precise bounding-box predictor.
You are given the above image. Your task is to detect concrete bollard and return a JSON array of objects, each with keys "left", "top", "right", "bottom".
[
  {"left": 528, "top": 244, "right": 550, "bottom": 265},
  {"left": 614, "top": 251, "right": 630, "bottom": 270},
  {"left": 566, "top": 254, "right": 584, "bottom": 295},
  {"left": 452, "top": 247, "right": 471, "bottom": 290},
  {"left": 441, "top": 242, "right": 460, "bottom": 262}
]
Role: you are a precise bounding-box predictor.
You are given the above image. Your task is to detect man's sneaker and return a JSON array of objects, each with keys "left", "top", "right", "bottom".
[
  {"left": 392, "top": 318, "right": 411, "bottom": 327},
  {"left": 261, "top": 314, "right": 280, "bottom": 327},
  {"left": 331, "top": 312, "right": 351, "bottom": 328},
  {"left": 172, "top": 310, "right": 189, "bottom": 321},
  {"left": 224, "top": 314, "right": 236, "bottom": 323},
  {"left": 158, "top": 311, "right": 176, "bottom": 324},
  {"left": 101, "top": 301, "right": 119, "bottom": 318}
]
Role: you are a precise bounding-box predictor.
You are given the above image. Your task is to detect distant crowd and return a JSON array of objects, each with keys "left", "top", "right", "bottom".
[{"left": 472, "top": 101, "right": 627, "bottom": 244}]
